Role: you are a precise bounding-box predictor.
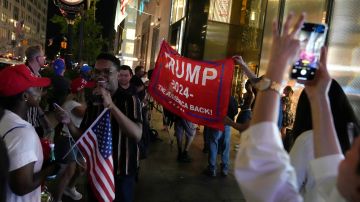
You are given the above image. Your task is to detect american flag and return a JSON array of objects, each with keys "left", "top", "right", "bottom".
[{"left": 77, "top": 109, "right": 115, "bottom": 202}]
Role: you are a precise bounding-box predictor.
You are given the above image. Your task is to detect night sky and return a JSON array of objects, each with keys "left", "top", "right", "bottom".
[{"left": 45, "top": 0, "right": 117, "bottom": 57}]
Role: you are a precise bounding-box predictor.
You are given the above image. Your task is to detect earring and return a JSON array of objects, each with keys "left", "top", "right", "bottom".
[{"left": 25, "top": 99, "right": 28, "bottom": 102}]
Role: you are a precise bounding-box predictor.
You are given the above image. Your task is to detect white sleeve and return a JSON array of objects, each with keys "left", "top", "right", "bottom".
[
  {"left": 289, "top": 131, "right": 314, "bottom": 191},
  {"left": 234, "top": 122, "right": 302, "bottom": 202},
  {"left": 310, "top": 154, "right": 345, "bottom": 202},
  {"left": 5, "top": 127, "right": 39, "bottom": 171}
]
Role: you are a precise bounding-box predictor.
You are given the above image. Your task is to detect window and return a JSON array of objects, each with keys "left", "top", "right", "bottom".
[
  {"left": 208, "top": 0, "right": 233, "bottom": 23},
  {"left": 170, "top": 0, "right": 186, "bottom": 24},
  {"left": 13, "top": 6, "right": 19, "bottom": 21},
  {"left": 3, "top": 0, "right": 8, "bottom": 9},
  {"left": 1, "top": 13, "right": 6, "bottom": 22},
  {"left": 21, "top": 0, "right": 25, "bottom": 7},
  {"left": 27, "top": 3, "right": 31, "bottom": 12}
]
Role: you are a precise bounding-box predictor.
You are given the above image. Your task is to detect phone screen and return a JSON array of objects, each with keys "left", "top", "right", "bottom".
[{"left": 291, "top": 22, "right": 328, "bottom": 81}]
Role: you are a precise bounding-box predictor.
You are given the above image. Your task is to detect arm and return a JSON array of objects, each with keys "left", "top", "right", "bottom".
[
  {"left": 232, "top": 56, "right": 257, "bottom": 81},
  {"left": 9, "top": 162, "right": 55, "bottom": 195},
  {"left": 234, "top": 13, "right": 305, "bottom": 202},
  {"left": 54, "top": 105, "right": 82, "bottom": 140},
  {"left": 6, "top": 127, "right": 56, "bottom": 195},
  {"left": 101, "top": 88, "right": 142, "bottom": 142},
  {"left": 224, "top": 116, "right": 250, "bottom": 132},
  {"left": 305, "top": 47, "right": 341, "bottom": 157},
  {"left": 251, "top": 14, "right": 304, "bottom": 125}
]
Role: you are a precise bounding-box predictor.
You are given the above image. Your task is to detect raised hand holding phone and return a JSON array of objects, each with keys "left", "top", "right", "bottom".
[{"left": 291, "top": 22, "right": 328, "bottom": 81}]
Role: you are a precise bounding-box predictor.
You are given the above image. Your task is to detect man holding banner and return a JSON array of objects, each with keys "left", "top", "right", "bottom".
[{"left": 61, "top": 53, "right": 142, "bottom": 202}]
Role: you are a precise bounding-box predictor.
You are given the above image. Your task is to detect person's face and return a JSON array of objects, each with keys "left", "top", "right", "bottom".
[
  {"left": 337, "top": 136, "right": 360, "bottom": 201},
  {"left": 25, "top": 87, "right": 42, "bottom": 107},
  {"left": 136, "top": 68, "right": 145, "bottom": 77},
  {"left": 35, "top": 50, "right": 46, "bottom": 67},
  {"left": 94, "top": 59, "right": 118, "bottom": 94},
  {"left": 118, "top": 69, "right": 132, "bottom": 87}
]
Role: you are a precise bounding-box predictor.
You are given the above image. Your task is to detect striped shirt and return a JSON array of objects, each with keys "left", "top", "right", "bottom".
[
  {"left": 80, "top": 86, "right": 142, "bottom": 177},
  {"left": 26, "top": 106, "right": 41, "bottom": 128}
]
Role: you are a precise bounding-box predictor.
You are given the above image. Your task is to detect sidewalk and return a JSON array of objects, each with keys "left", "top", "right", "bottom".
[
  {"left": 133, "top": 109, "right": 245, "bottom": 202},
  {"left": 49, "top": 108, "right": 245, "bottom": 202}
]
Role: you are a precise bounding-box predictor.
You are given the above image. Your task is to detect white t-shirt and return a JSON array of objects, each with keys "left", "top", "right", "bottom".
[
  {"left": 0, "top": 110, "right": 43, "bottom": 202},
  {"left": 62, "top": 100, "right": 83, "bottom": 137},
  {"left": 290, "top": 130, "right": 316, "bottom": 200},
  {"left": 234, "top": 122, "right": 345, "bottom": 202}
]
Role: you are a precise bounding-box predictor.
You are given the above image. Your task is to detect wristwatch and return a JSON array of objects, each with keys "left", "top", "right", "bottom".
[{"left": 254, "top": 77, "right": 282, "bottom": 94}]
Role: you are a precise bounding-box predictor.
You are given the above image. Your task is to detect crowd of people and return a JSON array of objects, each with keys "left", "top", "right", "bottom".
[{"left": 0, "top": 12, "right": 359, "bottom": 202}]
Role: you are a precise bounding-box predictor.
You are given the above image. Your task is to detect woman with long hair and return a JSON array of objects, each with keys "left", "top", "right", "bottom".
[{"left": 290, "top": 79, "right": 359, "bottom": 199}]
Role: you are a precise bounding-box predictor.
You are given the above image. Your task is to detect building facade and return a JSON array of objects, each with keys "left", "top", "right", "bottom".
[
  {"left": 133, "top": 0, "right": 359, "bottom": 117},
  {"left": 134, "top": 0, "right": 171, "bottom": 70},
  {"left": 0, "top": 0, "right": 48, "bottom": 57}
]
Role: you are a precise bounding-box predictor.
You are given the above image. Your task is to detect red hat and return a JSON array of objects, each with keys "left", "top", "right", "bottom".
[
  {"left": 0, "top": 64, "right": 51, "bottom": 96},
  {"left": 71, "top": 77, "right": 95, "bottom": 93}
]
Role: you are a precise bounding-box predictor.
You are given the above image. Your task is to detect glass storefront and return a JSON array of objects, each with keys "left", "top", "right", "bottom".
[
  {"left": 170, "top": 0, "right": 268, "bottom": 99},
  {"left": 169, "top": 0, "right": 360, "bottom": 118}
]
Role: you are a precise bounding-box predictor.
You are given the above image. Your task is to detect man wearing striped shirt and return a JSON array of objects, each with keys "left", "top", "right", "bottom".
[{"left": 65, "top": 53, "right": 142, "bottom": 202}]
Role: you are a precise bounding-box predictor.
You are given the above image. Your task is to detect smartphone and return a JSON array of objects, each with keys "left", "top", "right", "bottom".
[
  {"left": 53, "top": 103, "right": 64, "bottom": 111},
  {"left": 91, "top": 80, "right": 106, "bottom": 106},
  {"left": 291, "top": 22, "right": 328, "bottom": 81}
]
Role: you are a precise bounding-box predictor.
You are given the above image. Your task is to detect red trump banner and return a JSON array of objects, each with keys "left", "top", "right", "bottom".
[{"left": 148, "top": 41, "right": 235, "bottom": 130}]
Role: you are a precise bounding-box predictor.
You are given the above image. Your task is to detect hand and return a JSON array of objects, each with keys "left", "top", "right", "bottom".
[
  {"left": 304, "top": 47, "right": 331, "bottom": 99},
  {"left": 95, "top": 86, "right": 114, "bottom": 109},
  {"left": 232, "top": 55, "right": 247, "bottom": 67},
  {"left": 42, "top": 160, "right": 61, "bottom": 176},
  {"left": 54, "top": 105, "right": 71, "bottom": 124},
  {"left": 267, "top": 13, "right": 305, "bottom": 77}
]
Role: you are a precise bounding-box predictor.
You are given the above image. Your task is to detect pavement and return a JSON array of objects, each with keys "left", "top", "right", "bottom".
[
  {"left": 134, "top": 108, "right": 245, "bottom": 202},
  {"left": 48, "top": 108, "right": 245, "bottom": 202}
]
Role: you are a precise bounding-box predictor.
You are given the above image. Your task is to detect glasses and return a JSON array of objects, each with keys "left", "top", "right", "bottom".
[{"left": 94, "top": 68, "right": 115, "bottom": 77}]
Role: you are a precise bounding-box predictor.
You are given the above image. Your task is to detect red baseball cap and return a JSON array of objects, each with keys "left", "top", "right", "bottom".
[
  {"left": 71, "top": 77, "right": 95, "bottom": 93},
  {"left": 0, "top": 64, "right": 51, "bottom": 96}
]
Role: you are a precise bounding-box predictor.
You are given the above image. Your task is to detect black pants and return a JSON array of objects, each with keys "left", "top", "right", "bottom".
[{"left": 114, "top": 175, "right": 136, "bottom": 202}]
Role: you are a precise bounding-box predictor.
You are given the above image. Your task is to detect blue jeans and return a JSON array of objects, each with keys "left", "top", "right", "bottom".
[{"left": 208, "top": 125, "right": 231, "bottom": 172}]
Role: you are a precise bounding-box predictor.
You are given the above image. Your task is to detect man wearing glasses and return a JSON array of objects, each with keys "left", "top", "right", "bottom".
[
  {"left": 25, "top": 45, "right": 46, "bottom": 76},
  {"left": 24, "top": 45, "right": 52, "bottom": 140},
  {"left": 66, "top": 53, "right": 142, "bottom": 202}
]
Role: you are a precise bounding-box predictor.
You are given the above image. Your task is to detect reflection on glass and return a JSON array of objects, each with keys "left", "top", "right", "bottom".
[
  {"left": 208, "top": 0, "right": 233, "bottom": 23},
  {"left": 203, "top": 0, "right": 267, "bottom": 98},
  {"left": 259, "top": 0, "right": 281, "bottom": 76},
  {"left": 327, "top": 0, "right": 360, "bottom": 120}
]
